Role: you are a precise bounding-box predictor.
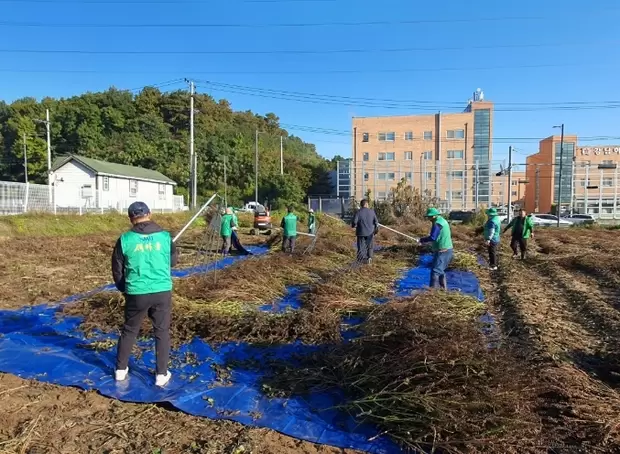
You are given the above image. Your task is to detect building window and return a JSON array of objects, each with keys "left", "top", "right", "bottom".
[
  {"left": 81, "top": 184, "right": 93, "bottom": 199},
  {"left": 603, "top": 177, "right": 613, "bottom": 187},
  {"left": 364, "top": 172, "right": 369, "bottom": 181},
  {"left": 387, "top": 172, "right": 395, "bottom": 181},
  {"left": 602, "top": 160, "right": 613, "bottom": 165},
  {"left": 377, "top": 173, "right": 386, "bottom": 180},
  {"left": 362, "top": 132, "right": 369, "bottom": 142},
  {"left": 404, "top": 131, "right": 414, "bottom": 141},
  {"left": 377, "top": 191, "right": 387, "bottom": 200},
  {"left": 511, "top": 180, "right": 518, "bottom": 186},
  {"left": 158, "top": 183, "right": 166, "bottom": 200},
  {"left": 422, "top": 151, "right": 432, "bottom": 160},
  {"left": 424, "top": 131, "right": 433, "bottom": 140},
  {"left": 447, "top": 129, "right": 465, "bottom": 139},
  {"left": 129, "top": 179, "right": 138, "bottom": 197},
  {"left": 512, "top": 191, "right": 518, "bottom": 196},
  {"left": 405, "top": 172, "right": 412, "bottom": 180},
  {"left": 378, "top": 132, "right": 396, "bottom": 142},
  {"left": 554, "top": 142, "right": 575, "bottom": 203},
  {"left": 445, "top": 191, "right": 463, "bottom": 200},
  {"left": 425, "top": 172, "right": 433, "bottom": 180},
  {"left": 102, "top": 176, "right": 109, "bottom": 191},
  {"left": 447, "top": 150, "right": 464, "bottom": 159},
  {"left": 363, "top": 152, "right": 369, "bottom": 161},
  {"left": 378, "top": 152, "right": 395, "bottom": 161},
  {"left": 404, "top": 151, "right": 413, "bottom": 160},
  {"left": 448, "top": 171, "right": 464, "bottom": 179}
]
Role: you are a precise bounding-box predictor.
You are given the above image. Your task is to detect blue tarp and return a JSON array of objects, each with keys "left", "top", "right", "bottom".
[{"left": 0, "top": 250, "right": 484, "bottom": 454}]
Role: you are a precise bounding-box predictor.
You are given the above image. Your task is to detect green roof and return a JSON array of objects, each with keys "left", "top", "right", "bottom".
[{"left": 52, "top": 155, "right": 176, "bottom": 185}]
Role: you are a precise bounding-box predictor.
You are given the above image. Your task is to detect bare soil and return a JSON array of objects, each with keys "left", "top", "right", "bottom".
[{"left": 5, "top": 219, "right": 620, "bottom": 453}]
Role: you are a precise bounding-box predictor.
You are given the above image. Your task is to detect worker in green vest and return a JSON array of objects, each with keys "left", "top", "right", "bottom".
[
  {"left": 232, "top": 208, "right": 239, "bottom": 228},
  {"left": 220, "top": 207, "right": 236, "bottom": 255},
  {"left": 112, "top": 201, "right": 178, "bottom": 387},
  {"left": 418, "top": 207, "right": 453, "bottom": 290},
  {"left": 483, "top": 207, "right": 502, "bottom": 271},
  {"left": 503, "top": 209, "right": 534, "bottom": 260},
  {"left": 308, "top": 208, "right": 316, "bottom": 235},
  {"left": 281, "top": 206, "right": 298, "bottom": 253}
]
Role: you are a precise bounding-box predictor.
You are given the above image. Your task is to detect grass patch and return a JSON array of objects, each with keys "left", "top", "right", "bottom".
[{"left": 0, "top": 212, "right": 194, "bottom": 237}]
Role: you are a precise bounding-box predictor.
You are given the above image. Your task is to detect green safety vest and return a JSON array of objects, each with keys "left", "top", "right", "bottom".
[
  {"left": 484, "top": 216, "right": 501, "bottom": 243},
  {"left": 283, "top": 213, "right": 298, "bottom": 237},
  {"left": 433, "top": 216, "right": 453, "bottom": 251},
  {"left": 220, "top": 214, "right": 233, "bottom": 237},
  {"left": 308, "top": 214, "right": 315, "bottom": 228},
  {"left": 509, "top": 216, "right": 534, "bottom": 239},
  {"left": 120, "top": 230, "right": 172, "bottom": 295},
  {"left": 232, "top": 213, "right": 239, "bottom": 227}
]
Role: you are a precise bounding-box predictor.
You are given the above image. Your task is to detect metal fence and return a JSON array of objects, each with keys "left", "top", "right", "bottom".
[
  {"left": 328, "top": 160, "right": 620, "bottom": 220},
  {"left": 334, "top": 160, "right": 508, "bottom": 212},
  {"left": 0, "top": 180, "right": 186, "bottom": 215}
]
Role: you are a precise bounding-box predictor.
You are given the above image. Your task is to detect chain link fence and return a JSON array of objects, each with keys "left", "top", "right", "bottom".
[{"left": 0, "top": 180, "right": 186, "bottom": 215}]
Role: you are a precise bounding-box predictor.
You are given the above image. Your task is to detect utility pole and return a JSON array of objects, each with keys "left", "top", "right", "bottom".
[
  {"left": 45, "top": 109, "right": 51, "bottom": 180},
  {"left": 474, "top": 160, "right": 479, "bottom": 209},
  {"left": 255, "top": 129, "right": 259, "bottom": 205},
  {"left": 187, "top": 79, "right": 196, "bottom": 209},
  {"left": 535, "top": 165, "right": 540, "bottom": 212},
  {"left": 22, "top": 133, "right": 28, "bottom": 184},
  {"left": 507, "top": 146, "right": 513, "bottom": 224},
  {"left": 223, "top": 155, "right": 228, "bottom": 207},
  {"left": 193, "top": 152, "right": 197, "bottom": 207},
  {"left": 34, "top": 109, "right": 52, "bottom": 204},
  {"left": 554, "top": 123, "right": 565, "bottom": 226},
  {"left": 280, "top": 136, "right": 284, "bottom": 175}
]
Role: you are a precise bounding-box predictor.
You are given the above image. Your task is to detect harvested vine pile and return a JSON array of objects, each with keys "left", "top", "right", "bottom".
[
  {"left": 258, "top": 291, "right": 544, "bottom": 453},
  {"left": 63, "top": 226, "right": 416, "bottom": 347},
  {"left": 63, "top": 291, "right": 342, "bottom": 347}
]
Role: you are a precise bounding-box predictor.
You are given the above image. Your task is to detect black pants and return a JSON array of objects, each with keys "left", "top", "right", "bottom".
[
  {"left": 510, "top": 237, "right": 528, "bottom": 258},
  {"left": 356, "top": 235, "right": 374, "bottom": 261},
  {"left": 282, "top": 235, "right": 296, "bottom": 253},
  {"left": 116, "top": 290, "right": 172, "bottom": 375},
  {"left": 488, "top": 241, "right": 499, "bottom": 267},
  {"left": 221, "top": 235, "right": 232, "bottom": 254}
]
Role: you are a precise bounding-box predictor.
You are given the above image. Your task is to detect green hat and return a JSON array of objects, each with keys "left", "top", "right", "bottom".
[
  {"left": 486, "top": 208, "right": 498, "bottom": 216},
  {"left": 425, "top": 207, "right": 441, "bottom": 217}
]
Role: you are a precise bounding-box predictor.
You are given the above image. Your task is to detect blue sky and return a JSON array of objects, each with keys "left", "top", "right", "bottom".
[{"left": 1, "top": 0, "right": 620, "bottom": 164}]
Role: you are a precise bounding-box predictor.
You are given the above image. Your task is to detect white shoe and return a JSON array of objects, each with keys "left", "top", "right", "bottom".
[
  {"left": 155, "top": 371, "right": 172, "bottom": 387},
  {"left": 489, "top": 266, "right": 498, "bottom": 271},
  {"left": 115, "top": 368, "right": 128, "bottom": 381}
]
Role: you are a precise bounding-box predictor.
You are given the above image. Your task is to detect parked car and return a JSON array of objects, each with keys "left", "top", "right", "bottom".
[
  {"left": 448, "top": 210, "right": 475, "bottom": 223},
  {"left": 561, "top": 214, "right": 596, "bottom": 225},
  {"left": 531, "top": 213, "right": 573, "bottom": 227},
  {"left": 238, "top": 201, "right": 262, "bottom": 213}
]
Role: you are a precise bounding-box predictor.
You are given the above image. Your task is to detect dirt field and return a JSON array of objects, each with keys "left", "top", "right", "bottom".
[
  {"left": 0, "top": 216, "right": 358, "bottom": 454},
  {"left": 3, "top": 215, "right": 620, "bottom": 453}
]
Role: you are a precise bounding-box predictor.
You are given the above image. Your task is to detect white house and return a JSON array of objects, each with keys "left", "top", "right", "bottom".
[{"left": 51, "top": 155, "right": 184, "bottom": 212}]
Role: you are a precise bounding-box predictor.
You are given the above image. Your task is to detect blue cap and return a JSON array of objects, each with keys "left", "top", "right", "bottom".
[{"left": 127, "top": 201, "right": 150, "bottom": 218}]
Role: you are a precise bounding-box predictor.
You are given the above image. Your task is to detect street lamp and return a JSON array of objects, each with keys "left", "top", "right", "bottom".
[{"left": 553, "top": 124, "right": 565, "bottom": 227}]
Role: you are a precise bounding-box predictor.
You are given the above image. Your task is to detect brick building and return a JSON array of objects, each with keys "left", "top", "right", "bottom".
[
  {"left": 350, "top": 89, "right": 493, "bottom": 210},
  {"left": 523, "top": 137, "right": 620, "bottom": 218}
]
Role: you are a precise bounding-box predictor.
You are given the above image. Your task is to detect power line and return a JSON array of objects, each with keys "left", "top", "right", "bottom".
[
  {"left": 125, "top": 78, "right": 185, "bottom": 92},
  {"left": 3, "top": 61, "right": 620, "bottom": 76},
  {"left": 0, "top": 16, "right": 548, "bottom": 28},
  {"left": 197, "top": 81, "right": 620, "bottom": 112},
  {"left": 198, "top": 80, "right": 620, "bottom": 107},
  {"left": 199, "top": 81, "right": 620, "bottom": 110},
  {"left": 2, "top": 40, "right": 616, "bottom": 55}
]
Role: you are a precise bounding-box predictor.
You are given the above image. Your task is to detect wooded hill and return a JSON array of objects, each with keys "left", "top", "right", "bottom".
[{"left": 0, "top": 87, "right": 333, "bottom": 207}]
